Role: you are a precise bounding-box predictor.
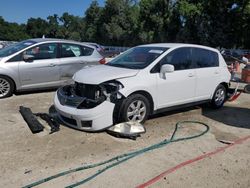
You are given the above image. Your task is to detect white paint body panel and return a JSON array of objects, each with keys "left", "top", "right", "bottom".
[
  {"left": 54, "top": 43, "right": 231, "bottom": 131},
  {"left": 54, "top": 93, "right": 115, "bottom": 131},
  {"left": 73, "top": 65, "right": 139, "bottom": 85}
]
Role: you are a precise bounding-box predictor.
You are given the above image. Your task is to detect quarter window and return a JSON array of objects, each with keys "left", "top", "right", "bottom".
[
  {"left": 192, "top": 48, "right": 219, "bottom": 68},
  {"left": 25, "top": 43, "right": 58, "bottom": 60},
  {"left": 61, "top": 44, "right": 94, "bottom": 58},
  {"left": 160, "top": 47, "right": 192, "bottom": 71},
  {"left": 7, "top": 53, "right": 23, "bottom": 62},
  {"left": 81, "top": 46, "right": 94, "bottom": 56}
]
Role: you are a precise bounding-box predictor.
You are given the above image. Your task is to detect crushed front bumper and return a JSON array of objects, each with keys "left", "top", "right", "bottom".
[{"left": 54, "top": 92, "right": 115, "bottom": 131}]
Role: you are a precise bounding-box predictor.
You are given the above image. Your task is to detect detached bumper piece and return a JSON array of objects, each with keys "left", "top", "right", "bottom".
[
  {"left": 19, "top": 106, "right": 44, "bottom": 133},
  {"left": 19, "top": 106, "right": 60, "bottom": 134}
]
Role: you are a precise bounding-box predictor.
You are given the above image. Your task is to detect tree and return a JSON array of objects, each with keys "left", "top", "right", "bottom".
[
  {"left": 84, "top": 0, "right": 102, "bottom": 42},
  {"left": 0, "top": 16, "right": 29, "bottom": 41},
  {"left": 138, "top": 0, "right": 176, "bottom": 43},
  {"left": 47, "top": 14, "right": 60, "bottom": 38},
  {"left": 99, "top": 0, "right": 140, "bottom": 46},
  {"left": 26, "top": 17, "right": 49, "bottom": 38}
]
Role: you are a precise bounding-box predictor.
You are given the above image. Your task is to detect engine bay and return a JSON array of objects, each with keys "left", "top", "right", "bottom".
[{"left": 57, "top": 81, "right": 124, "bottom": 109}]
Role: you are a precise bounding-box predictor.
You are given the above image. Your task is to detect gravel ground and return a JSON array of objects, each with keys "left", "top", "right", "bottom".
[{"left": 0, "top": 91, "right": 249, "bottom": 188}]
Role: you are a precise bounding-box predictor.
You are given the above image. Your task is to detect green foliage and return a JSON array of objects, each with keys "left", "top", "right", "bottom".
[{"left": 0, "top": 0, "right": 250, "bottom": 48}]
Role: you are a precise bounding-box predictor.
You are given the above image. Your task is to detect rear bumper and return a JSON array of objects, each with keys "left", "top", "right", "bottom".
[{"left": 54, "top": 92, "right": 115, "bottom": 131}]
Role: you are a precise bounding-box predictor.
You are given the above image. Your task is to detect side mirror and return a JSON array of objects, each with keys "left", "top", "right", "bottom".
[
  {"left": 23, "top": 54, "right": 34, "bottom": 62},
  {"left": 160, "top": 64, "right": 174, "bottom": 79},
  {"left": 242, "top": 56, "right": 249, "bottom": 64}
]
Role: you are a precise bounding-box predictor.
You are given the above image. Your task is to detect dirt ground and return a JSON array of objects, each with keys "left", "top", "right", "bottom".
[{"left": 0, "top": 91, "right": 249, "bottom": 188}]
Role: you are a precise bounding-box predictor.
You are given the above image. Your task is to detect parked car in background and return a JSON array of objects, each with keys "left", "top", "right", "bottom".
[
  {"left": 85, "top": 42, "right": 105, "bottom": 53},
  {"left": 0, "top": 38, "right": 104, "bottom": 98},
  {"left": 54, "top": 43, "right": 231, "bottom": 131}
]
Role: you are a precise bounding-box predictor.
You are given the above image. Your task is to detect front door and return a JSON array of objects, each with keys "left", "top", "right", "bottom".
[
  {"left": 155, "top": 47, "right": 196, "bottom": 109},
  {"left": 18, "top": 43, "right": 60, "bottom": 89}
]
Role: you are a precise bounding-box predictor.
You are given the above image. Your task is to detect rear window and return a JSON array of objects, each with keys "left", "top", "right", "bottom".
[
  {"left": 61, "top": 44, "right": 94, "bottom": 58},
  {"left": 192, "top": 48, "right": 219, "bottom": 68}
]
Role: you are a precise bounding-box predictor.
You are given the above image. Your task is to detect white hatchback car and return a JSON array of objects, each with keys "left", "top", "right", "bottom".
[{"left": 54, "top": 43, "right": 231, "bottom": 131}]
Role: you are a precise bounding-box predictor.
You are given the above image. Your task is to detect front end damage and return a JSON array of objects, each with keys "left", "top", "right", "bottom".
[{"left": 54, "top": 80, "right": 124, "bottom": 131}]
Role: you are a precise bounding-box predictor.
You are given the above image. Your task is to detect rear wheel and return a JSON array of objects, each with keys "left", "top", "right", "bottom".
[
  {"left": 119, "top": 94, "right": 150, "bottom": 123},
  {"left": 211, "top": 84, "right": 226, "bottom": 109},
  {"left": 0, "top": 76, "right": 14, "bottom": 99}
]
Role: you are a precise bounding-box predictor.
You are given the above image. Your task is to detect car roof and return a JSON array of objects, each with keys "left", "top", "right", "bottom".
[
  {"left": 27, "top": 38, "right": 95, "bottom": 49},
  {"left": 139, "top": 43, "right": 218, "bottom": 52}
]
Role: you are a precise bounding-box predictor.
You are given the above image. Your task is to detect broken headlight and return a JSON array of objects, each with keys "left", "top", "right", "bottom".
[{"left": 100, "top": 81, "right": 124, "bottom": 102}]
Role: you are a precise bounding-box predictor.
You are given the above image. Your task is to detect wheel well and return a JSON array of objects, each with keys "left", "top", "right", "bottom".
[
  {"left": 0, "top": 74, "right": 16, "bottom": 91},
  {"left": 129, "top": 90, "right": 154, "bottom": 114},
  {"left": 220, "top": 82, "right": 229, "bottom": 91}
]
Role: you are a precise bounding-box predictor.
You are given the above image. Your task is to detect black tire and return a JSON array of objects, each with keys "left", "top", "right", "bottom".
[
  {"left": 0, "top": 76, "right": 14, "bottom": 99},
  {"left": 211, "top": 84, "right": 226, "bottom": 109},
  {"left": 119, "top": 94, "right": 150, "bottom": 123}
]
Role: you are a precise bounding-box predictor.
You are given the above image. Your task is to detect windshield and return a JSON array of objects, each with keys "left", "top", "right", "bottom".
[
  {"left": 107, "top": 46, "right": 168, "bottom": 69},
  {"left": 0, "top": 40, "right": 37, "bottom": 57}
]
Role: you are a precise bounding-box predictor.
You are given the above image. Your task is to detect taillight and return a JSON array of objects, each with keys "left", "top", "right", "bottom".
[{"left": 99, "top": 58, "right": 106, "bottom": 64}]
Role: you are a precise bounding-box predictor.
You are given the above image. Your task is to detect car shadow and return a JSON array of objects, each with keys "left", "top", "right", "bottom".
[
  {"left": 202, "top": 106, "right": 250, "bottom": 129},
  {"left": 149, "top": 106, "right": 201, "bottom": 119},
  {"left": 15, "top": 88, "right": 57, "bottom": 96},
  {"left": 149, "top": 104, "right": 250, "bottom": 130}
]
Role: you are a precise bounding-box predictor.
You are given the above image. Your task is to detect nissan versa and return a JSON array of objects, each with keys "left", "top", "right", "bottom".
[
  {"left": 54, "top": 43, "right": 231, "bottom": 131},
  {"left": 0, "top": 38, "right": 103, "bottom": 98}
]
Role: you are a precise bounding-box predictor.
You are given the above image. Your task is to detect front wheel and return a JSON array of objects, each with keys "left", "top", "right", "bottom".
[
  {"left": 119, "top": 94, "right": 150, "bottom": 123},
  {"left": 0, "top": 76, "right": 14, "bottom": 99},
  {"left": 211, "top": 84, "right": 226, "bottom": 109}
]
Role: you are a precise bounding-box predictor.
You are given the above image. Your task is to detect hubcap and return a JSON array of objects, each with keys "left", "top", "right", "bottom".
[
  {"left": 214, "top": 88, "right": 225, "bottom": 106},
  {"left": 127, "top": 100, "right": 146, "bottom": 122},
  {"left": 0, "top": 78, "right": 10, "bottom": 97}
]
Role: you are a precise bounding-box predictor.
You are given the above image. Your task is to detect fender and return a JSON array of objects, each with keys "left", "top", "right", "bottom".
[{"left": 0, "top": 64, "right": 20, "bottom": 90}]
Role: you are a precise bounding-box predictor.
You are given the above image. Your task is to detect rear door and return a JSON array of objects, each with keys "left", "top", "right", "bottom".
[
  {"left": 58, "top": 43, "right": 99, "bottom": 84},
  {"left": 192, "top": 48, "right": 220, "bottom": 100},
  {"left": 18, "top": 43, "right": 60, "bottom": 89},
  {"left": 155, "top": 47, "right": 196, "bottom": 108}
]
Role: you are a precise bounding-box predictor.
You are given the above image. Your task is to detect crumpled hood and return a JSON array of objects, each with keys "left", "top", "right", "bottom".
[{"left": 73, "top": 65, "right": 139, "bottom": 84}]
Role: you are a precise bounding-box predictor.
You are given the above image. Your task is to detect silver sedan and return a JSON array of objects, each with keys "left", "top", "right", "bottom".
[{"left": 0, "top": 38, "right": 104, "bottom": 98}]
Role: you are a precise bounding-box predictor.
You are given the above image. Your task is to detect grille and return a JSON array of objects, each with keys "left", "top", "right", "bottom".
[
  {"left": 81, "top": 121, "right": 92, "bottom": 128},
  {"left": 61, "top": 115, "right": 77, "bottom": 126}
]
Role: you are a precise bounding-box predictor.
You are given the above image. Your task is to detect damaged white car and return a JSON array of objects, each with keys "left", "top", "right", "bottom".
[{"left": 54, "top": 43, "right": 231, "bottom": 131}]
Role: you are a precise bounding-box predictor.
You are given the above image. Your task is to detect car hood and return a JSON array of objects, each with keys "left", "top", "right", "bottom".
[{"left": 73, "top": 65, "right": 139, "bottom": 84}]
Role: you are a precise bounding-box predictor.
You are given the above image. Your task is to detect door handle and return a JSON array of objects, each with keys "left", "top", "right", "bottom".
[
  {"left": 188, "top": 73, "right": 195, "bottom": 77},
  {"left": 214, "top": 71, "right": 219, "bottom": 74},
  {"left": 49, "top": 63, "right": 56, "bottom": 67},
  {"left": 79, "top": 61, "right": 87, "bottom": 65}
]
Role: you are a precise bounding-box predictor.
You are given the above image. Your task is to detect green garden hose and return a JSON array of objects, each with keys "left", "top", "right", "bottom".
[{"left": 23, "top": 120, "right": 209, "bottom": 188}]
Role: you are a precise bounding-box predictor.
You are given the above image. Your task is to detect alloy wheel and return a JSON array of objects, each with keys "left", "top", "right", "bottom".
[
  {"left": 214, "top": 88, "right": 225, "bottom": 106},
  {"left": 126, "top": 100, "right": 147, "bottom": 122},
  {"left": 0, "top": 78, "right": 10, "bottom": 97}
]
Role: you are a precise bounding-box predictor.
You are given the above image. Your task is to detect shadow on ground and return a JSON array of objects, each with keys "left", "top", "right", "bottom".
[
  {"left": 149, "top": 104, "right": 250, "bottom": 130},
  {"left": 15, "top": 88, "right": 57, "bottom": 96},
  {"left": 202, "top": 106, "right": 250, "bottom": 129}
]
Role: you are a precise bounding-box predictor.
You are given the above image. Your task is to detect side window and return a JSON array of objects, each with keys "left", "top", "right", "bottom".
[
  {"left": 81, "top": 46, "right": 94, "bottom": 56},
  {"left": 192, "top": 48, "right": 219, "bottom": 68},
  {"left": 61, "top": 44, "right": 82, "bottom": 58},
  {"left": 7, "top": 53, "right": 23, "bottom": 62},
  {"left": 25, "top": 43, "right": 57, "bottom": 60},
  {"left": 160, "top": 47, "right": 192, "bottom": 71}
]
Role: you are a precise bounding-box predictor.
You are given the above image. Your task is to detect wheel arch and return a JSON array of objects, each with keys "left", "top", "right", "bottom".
[
  {"left": 128, "top": 90, "right": 154, "bottom": 115},
  {"left": 113, "top": 90, "right": 154, "bottom": 124},
  {"left": 219, "top": 82, "right": 229, "bottom": 93}
]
